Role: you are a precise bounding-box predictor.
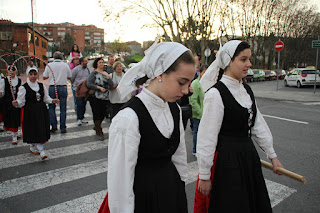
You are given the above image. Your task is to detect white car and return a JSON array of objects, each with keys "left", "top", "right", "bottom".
[{"left": 284, "top": 68, "right": 320, "bottom": 88}]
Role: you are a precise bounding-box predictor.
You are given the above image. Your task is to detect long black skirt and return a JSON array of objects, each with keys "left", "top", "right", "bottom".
[
  {"left": 209, "top": 136, "right": 272, "bottom": 213},
  {"left": 133, "top": 161, "right": 187, "bottom": 213},
  {"left": 22, "top": 102, "right": 50, "bottom": 143}
]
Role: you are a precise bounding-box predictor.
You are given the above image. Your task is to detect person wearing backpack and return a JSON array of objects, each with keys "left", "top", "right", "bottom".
[{"left": 71, "top": 57, "right": 90, "bottom": 126}]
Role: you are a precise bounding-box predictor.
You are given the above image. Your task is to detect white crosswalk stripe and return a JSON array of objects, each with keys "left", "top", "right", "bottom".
[
  {"left": 0, "top": 112, "right": 297, "bottom": 212},
  {"left": 0, "top": 126, "right": 107, "bottom": 151}
]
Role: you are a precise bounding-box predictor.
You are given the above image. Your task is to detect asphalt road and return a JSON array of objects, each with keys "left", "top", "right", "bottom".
[{"left": 0, "top": 78, "right": 319, "bottom": 212}]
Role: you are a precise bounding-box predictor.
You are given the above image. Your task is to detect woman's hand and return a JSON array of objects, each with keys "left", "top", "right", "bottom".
[
  {"left": 198, "top": 179, "right": 212, "bottom": 196},
  {"left": 97, "top": 86, "right": 106, "bottom": 93},
  {"left": 12, "top": 100, "right": 18, "bottom": 107},
  {"left": 189, "top": 86, "right": 194, "bottom": 93},
  {"left": 52, "top": 99, "right": 59, "bottom": 104},
  {"left": 271, "top": 157, "right": 284, "bottom": 175},
  {"left": 102, "top": 71, "right": 110, "bottom": 79}
]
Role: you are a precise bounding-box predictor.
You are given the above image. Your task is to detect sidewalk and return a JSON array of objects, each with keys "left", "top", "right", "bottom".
[{"left": 250, "top": 83, "right": 320, "bottom": 102}]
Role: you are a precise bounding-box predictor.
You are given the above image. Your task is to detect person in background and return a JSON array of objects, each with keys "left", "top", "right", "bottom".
[
  {"left": 70, "top": 56, "right": 80, "bottom": 112},
  {"left": 189, "top": 64, "right": 208, "bottom": 156},
  {"left": 43, "top": 51, "right": 72, "bottom": 134},
  {"left": 195, "top": 40, "right": 283, "bottom": 212},
  {"left": 86, "top": 57, "right": 113, "bottom": 141},
  {"left": 0, "top": 71, "right": 5, "bottom": 131},
  {"left": 109, "top": 61, "right": 130, "bottom": 119},
  {"left": 99, "top": 41, "right": 195, "bottom": 213},
  {"left": 0, "top": 65, "right": 22, "bottom": 144},
  {"left": 68, "top": 44, "right": 83, "bottom": 69},
  {"left": 71, "top": 57, "right": 90, "bottom": 126},
  {"left": 104, "top": 55, "right": 115, "bottom": 74},
  {"left": 12, "top": 67, "right": 59, "bottom": 160}
]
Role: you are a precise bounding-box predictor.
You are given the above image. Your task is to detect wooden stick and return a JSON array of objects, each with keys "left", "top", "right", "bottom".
[{"left": 261, "top": 160, "right": 307, "bottom": 184}]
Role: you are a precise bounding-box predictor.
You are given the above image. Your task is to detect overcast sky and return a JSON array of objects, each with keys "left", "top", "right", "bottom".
[{"left": 1, "top": 0, "right": 319, "bottom": 43}]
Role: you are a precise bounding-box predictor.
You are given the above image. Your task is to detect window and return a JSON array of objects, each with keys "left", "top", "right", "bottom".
[
  {"left": 94, "top": 32, "right": 100, "bottom": 36},
  {"left": 58, "top": 32, "right": 66, "bottom": 36},
  {"left": 43, "top": 27, "right": 47, "bottom": 30},
  {"left": 0, "top": 31, "right": 13, "bottom": 40},
  {"left": 85, "top": 36, "right": 91, "bottom": 40},
  {"left": 35, "top": 36, "right": 39, "bottom": 46},
  {"left": 28, "top": 32, "right": 33, "bottom": 42},
  {"left": 85, "top": 32, "right": 90, "bottom": 36},
  {"left": 58, "top": 27, "right": 65, "bottom": 30},
  {"left": 42, "top": 41, "right": 47, "bottom": 48}
]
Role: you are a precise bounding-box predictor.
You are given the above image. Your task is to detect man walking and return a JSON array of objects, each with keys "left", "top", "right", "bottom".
[
  {"left": 71, "top": 57, "right": 90, "bottom": 126},
  {"left": 43, "top": 51, "right": 71, "bottom": 133}
]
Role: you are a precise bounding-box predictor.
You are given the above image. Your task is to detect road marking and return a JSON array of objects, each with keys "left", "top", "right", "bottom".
[
  {"left": 33, "top": 190, "right": 108, "bottom": 213},
  {"left": 262, "top": 114, "right": 309, "bottom": 125},
  {"left": 0, "top": 126, "right": 108, "bottom": 151},
  {"left": 302, "top": 102, "right": 320, "bottom": 105},
  {"left": 30, "top": 161, "right": 296, "bottom": 212},
  {"left": 0, "top": 139, "right": 108, "bottom": 169},
  {"left": 0, "top": 119, "right": 94, "bottom": 139},
  {"left": 0, "top": 158, "right": 108, "bottom": 199}
]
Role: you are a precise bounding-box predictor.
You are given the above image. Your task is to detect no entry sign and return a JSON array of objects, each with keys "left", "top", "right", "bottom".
[{"left": 275, "top": 41, "right": 284, "bottom": 51}]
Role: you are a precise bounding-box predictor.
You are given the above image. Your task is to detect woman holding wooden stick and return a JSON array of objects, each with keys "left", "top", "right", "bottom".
[{"left": 195, "top": 40, "right": 284, "bottom": 213}]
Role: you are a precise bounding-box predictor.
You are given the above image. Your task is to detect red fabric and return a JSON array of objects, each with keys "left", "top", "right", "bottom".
[
  {"left": 20, "top": 107, "right": 24, "bottom": 134},
  {"left": 194, "top": 151, "right": 218, "bottom": 213},
  {"left": 98, "top": 192, "right": 110, "bottom": 213},
  {"left": 4, "top": 126, "right": 18, "bottom": 132},
  {"left": 0, "top": 113, "right": 3, "bottom": 122}
]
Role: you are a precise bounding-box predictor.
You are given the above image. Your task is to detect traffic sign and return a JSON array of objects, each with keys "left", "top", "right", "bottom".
[
  {"left": 312, "top": 40, "right": 320, "bottom": 48},
  {"left": 204, "top": 48, "right": 211, "bottom": 57},
  {"left": 275, "top": 41, "right": 284, "bottom": 51}
]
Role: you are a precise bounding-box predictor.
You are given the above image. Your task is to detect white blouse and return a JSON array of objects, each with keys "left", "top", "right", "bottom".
[
  {"left": 16, "top": 80, "right": 53, "bottom": 107},
  {"left": 107, "top": 87, "right": 188, "bottom": 213},
  {"left": 197, "top": 75, "right": 277, "bottom": 180},
  {"left": 0, "top": 76, "right": 19, "bottom": 97}
]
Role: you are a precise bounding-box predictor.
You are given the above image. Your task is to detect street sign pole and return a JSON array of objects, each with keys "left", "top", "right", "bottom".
[
  {"left": 277, "top": 51, "right": 280, "bottom": 91},
  {"left": 275, "top": 40, "right": 284, "bottom": 91},
  {"left": 313, "top": 36, "right": 320, "bottom": 94}
]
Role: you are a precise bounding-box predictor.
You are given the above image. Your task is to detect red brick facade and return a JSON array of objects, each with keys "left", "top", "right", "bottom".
[{"left": 0, "top": 20, "right": 49, "bottom": 68}]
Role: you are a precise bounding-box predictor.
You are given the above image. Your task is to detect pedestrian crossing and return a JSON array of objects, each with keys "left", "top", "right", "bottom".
[{"left": 0, "top": 111, "right": 297, "bottom": 212}]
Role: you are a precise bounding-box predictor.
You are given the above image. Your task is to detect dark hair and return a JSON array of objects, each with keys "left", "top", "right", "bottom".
[
  {"left": 8, "top": 65, "right": 16, "bottom": 71},
  {"left": 136, "top": 51, "right": 195, "bottom": 87},
  {"left": 93, "top": 57, "right": 103, "bottom": 69},
  {"left": 200, "top": 64, "right": 209, "bottom": 73},
  {"left": 217, "top": 41, "right": 251, "bottom": 81},
  {"left": 72, "top": 44, "right": 80, "bottom": 53},
  {"left": 79, "top": 57, "right": 86, "bottom": 64}
]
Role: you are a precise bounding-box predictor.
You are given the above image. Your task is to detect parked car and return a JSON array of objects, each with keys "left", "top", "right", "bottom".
[
  {"left": 253, "top": 70, "right": 265, "bottom": 81},
  {"left": 270, "top": 71, "right": 277, "bottom": 80},
  {"left": 277, "top": 70, "right": 287, "bottom": 79},
  {"left": 264, "top": 70, "right": 273, "bottom": 80},
  {"left": 284, "top": 68, "right": 320, "bottom": 88},
  {"left": 246, "top": 68, "right": 254, "bottom": 82}
]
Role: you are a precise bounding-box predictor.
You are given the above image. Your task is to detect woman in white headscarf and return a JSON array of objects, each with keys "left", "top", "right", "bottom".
[
  {"left": 195, "top": 40, "right": 284, "bottom": 212},
  {"left": 98, "top": 41, "right": 196, "bottom": 213},
  {"left": 12, "top": 67, "right": 59, "bottom": 160}
]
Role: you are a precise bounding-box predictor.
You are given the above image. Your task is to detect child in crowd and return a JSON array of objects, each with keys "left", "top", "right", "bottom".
[
  {"left": 99, "top": 41, "right": 196, "bottom": 212},
  {"left": 12, "top": 67, "right": 59, "bottom": 160},
  {"left": 0, "top": 65, "right": 22, "bottom": 144}
]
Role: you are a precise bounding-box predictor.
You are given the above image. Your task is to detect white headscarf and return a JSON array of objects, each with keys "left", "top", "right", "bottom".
[
  {"left": 200, "top": 40, "right": 242, "bottom": 92},
  {"left": 26, "top": 67, "right": 39, "bottom": 75},
  {"left": 117, "top": 39, "right": 190, "bottom": 100}
]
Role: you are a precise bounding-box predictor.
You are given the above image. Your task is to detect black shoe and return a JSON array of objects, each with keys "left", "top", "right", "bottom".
[
  {"left": 61, "top": 129, "right": 67, "bottom": 134},
  {"left": 50, "top": 128, "right": 58, "bottom": 133}
]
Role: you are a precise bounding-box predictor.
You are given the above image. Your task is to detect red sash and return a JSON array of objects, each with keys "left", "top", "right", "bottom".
[
  {"left": 98, "top": 192, "right": 110, "bottom": 213},
  {"left": 194, "top": 151, "right": 218, "bottom": 213}
]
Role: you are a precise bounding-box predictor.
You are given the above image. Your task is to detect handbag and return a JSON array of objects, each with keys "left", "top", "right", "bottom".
[{"left": 75, "top": 79, "right": 91, "bottom": 98}]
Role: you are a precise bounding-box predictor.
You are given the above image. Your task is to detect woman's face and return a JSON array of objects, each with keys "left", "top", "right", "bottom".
[
  {"left": 115, "top": 63, "right": 123, "bottom": 73},
  {"left": 9, "top": 70, "right": 16, "bottom": 78},
  {"left": 97, "top": 59, "right": 104, "bottom": 69},
  {"left": 73, "top": 45, "right": 78, "bottom": 51},
  {"left": 157, "top": 62, "right": 196, "bottom": 102},
  {"left": 226, "top": 48, "right": 252, "bottom": 81},
  {"left": 28, "top": 71, "right": 38, "bottom": 83}
]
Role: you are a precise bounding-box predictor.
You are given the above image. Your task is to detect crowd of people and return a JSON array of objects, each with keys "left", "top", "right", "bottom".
[{"left": 0, "top": 40, "right": 284, "bottom": 212}]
